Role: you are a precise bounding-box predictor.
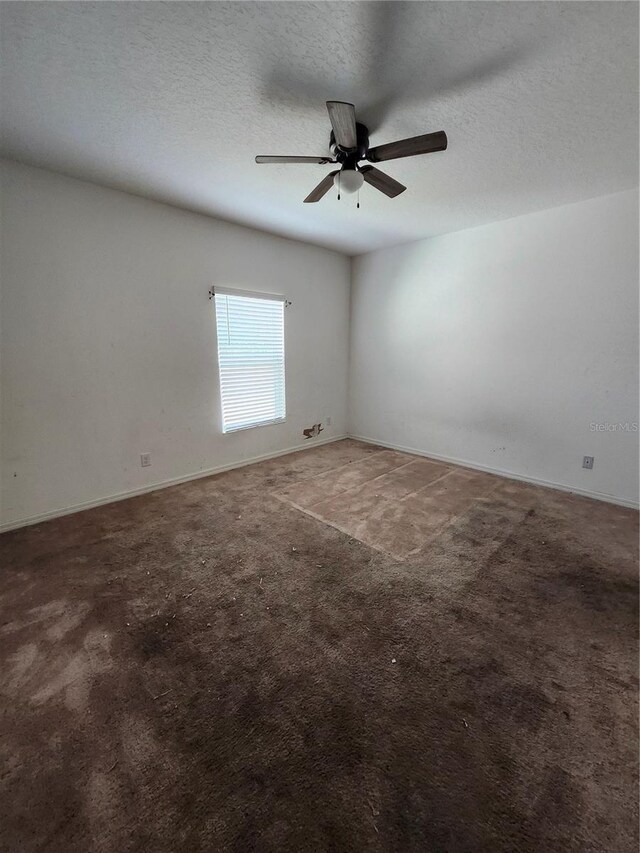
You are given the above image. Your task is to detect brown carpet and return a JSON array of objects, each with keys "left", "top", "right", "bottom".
[
  {"left": 274, "top": 450, "right": 505, "bottom": 560},
  {"left": 1, "top": 439, "right": 638, "bottom": 852}
]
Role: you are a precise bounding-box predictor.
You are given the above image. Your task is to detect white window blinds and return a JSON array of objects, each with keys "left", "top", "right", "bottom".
[{"left": 213, "top": 288, "right": 286, "bottom": 433}]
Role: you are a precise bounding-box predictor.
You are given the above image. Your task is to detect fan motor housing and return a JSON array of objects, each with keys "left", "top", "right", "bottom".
[{"left": 330, "top": 122, "right": 369, "bottom": 167}]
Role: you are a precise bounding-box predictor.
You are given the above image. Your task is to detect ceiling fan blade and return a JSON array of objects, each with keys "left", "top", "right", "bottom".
[
  {"left": 256, "top": 155, "right": 335, "bottom": 164},
  {"left": 360, "top": 166, "right": 406, "bottom": 198},
  {"left": 303, "top": 170, "right": 338, "bottom": 203},
  {"left": 326, "top": 101, "right": 357, "bottom": 150},
  {"left": 367, "top": 131, "right": 448, "bottom": 163}
]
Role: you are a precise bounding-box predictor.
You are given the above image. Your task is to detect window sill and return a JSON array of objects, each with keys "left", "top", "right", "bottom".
[{"left": 223, "top": 417, "right": 286, "bottom": 434}]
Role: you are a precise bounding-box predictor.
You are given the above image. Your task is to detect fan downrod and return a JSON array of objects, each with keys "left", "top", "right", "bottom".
[{"left": 329, "top": 122, "right": 370, "bottom": 168}]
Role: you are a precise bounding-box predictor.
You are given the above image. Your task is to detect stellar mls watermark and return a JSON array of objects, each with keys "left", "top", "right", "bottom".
[{"left": 589, "top": 422, "right": 638, "bottom": 432}]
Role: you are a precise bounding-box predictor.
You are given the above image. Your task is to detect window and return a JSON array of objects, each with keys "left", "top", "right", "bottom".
[{"left": 213, "top": 287, "right": 286, "bottom": 433}]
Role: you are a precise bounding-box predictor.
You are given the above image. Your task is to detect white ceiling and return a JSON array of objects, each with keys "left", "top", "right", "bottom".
[{"left": 1, "top": 1, "right": 638, "bottom": 255}]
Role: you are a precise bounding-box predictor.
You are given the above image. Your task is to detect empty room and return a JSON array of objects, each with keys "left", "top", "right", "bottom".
[{"left": 1, "top": 1, "right": 638, "bottom": 851}]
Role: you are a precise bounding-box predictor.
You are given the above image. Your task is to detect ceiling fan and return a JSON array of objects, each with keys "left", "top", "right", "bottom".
[{"left": 255, "top": 101, "right": 447, "bottom": 203}]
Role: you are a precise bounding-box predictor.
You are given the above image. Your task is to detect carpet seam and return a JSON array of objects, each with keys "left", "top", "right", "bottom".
[
  {"left": 272, "top": 494, "right": 403, "bottom": 561},
  {"left": 296, "top": 458, "right": 434, "bottom": 511},
  {"left": 349, "top": 433, "right": 639, "bottom": 510},
  {"left": 269, "top": 446, "right": 397, "bottom": 491}
]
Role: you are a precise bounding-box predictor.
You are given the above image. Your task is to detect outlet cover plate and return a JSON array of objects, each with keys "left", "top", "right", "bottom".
[
  {"left": 582, "top": 456, "right": 594, "bottom": 470},
  {"left": 140, "top": 453, "right": 151, "bottom": 468}
]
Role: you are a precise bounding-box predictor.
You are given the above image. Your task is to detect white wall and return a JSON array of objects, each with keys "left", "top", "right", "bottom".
[
  {"left": 0, "top": 160, "right": 350, "bottom": 528},
  {"left": 2, "top": 163, "right": 637, "bottom": 529},
  {"left": 349, "top": 190, "right": 639, "bottom": 507}
]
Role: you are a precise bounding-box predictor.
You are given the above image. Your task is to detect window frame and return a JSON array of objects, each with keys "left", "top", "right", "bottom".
[{"left": 212, "top": 286, "right": 287, "bottom": 434}]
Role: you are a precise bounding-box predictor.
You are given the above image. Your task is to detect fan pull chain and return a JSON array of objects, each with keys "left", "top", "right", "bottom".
[
  {"left": 337, "top": 172, "right": 341, "bottom": 201},
  {"left": 357, "top": 187, "right": 360, "bottom": 210}
]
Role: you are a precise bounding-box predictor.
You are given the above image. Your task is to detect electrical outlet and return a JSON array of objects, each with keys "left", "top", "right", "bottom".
[
  {"left": 582, "top": 456, "right": 594, "bottom": 470},
  {"left": 140, "top": 453, "right": 151, "bottom": 468}
]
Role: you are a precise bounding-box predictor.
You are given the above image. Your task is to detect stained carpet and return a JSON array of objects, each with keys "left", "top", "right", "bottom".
[
  {"left": 274, "top": 450, "right": 503, "bottom": 560},
  {"left": 1, "top": 439, "right": 638, "bottom": 852}
]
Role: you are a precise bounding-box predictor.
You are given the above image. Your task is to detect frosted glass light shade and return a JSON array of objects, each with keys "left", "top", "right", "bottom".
[{"left": 334, "top": 169, "right": 364, "bottom": 194}]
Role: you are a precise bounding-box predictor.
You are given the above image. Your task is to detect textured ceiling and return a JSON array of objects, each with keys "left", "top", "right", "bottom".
[{"left": 1, "top": 1, "right": 638, "bottom": 254}]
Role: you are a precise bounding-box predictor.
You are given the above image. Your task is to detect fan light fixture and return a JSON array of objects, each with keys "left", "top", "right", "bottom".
[
  {"left": 255, "top": 100, "right": 448, "bottom": 204},
  {"left": 334, "top": 169, "right": 364, "bottom": 194}
]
